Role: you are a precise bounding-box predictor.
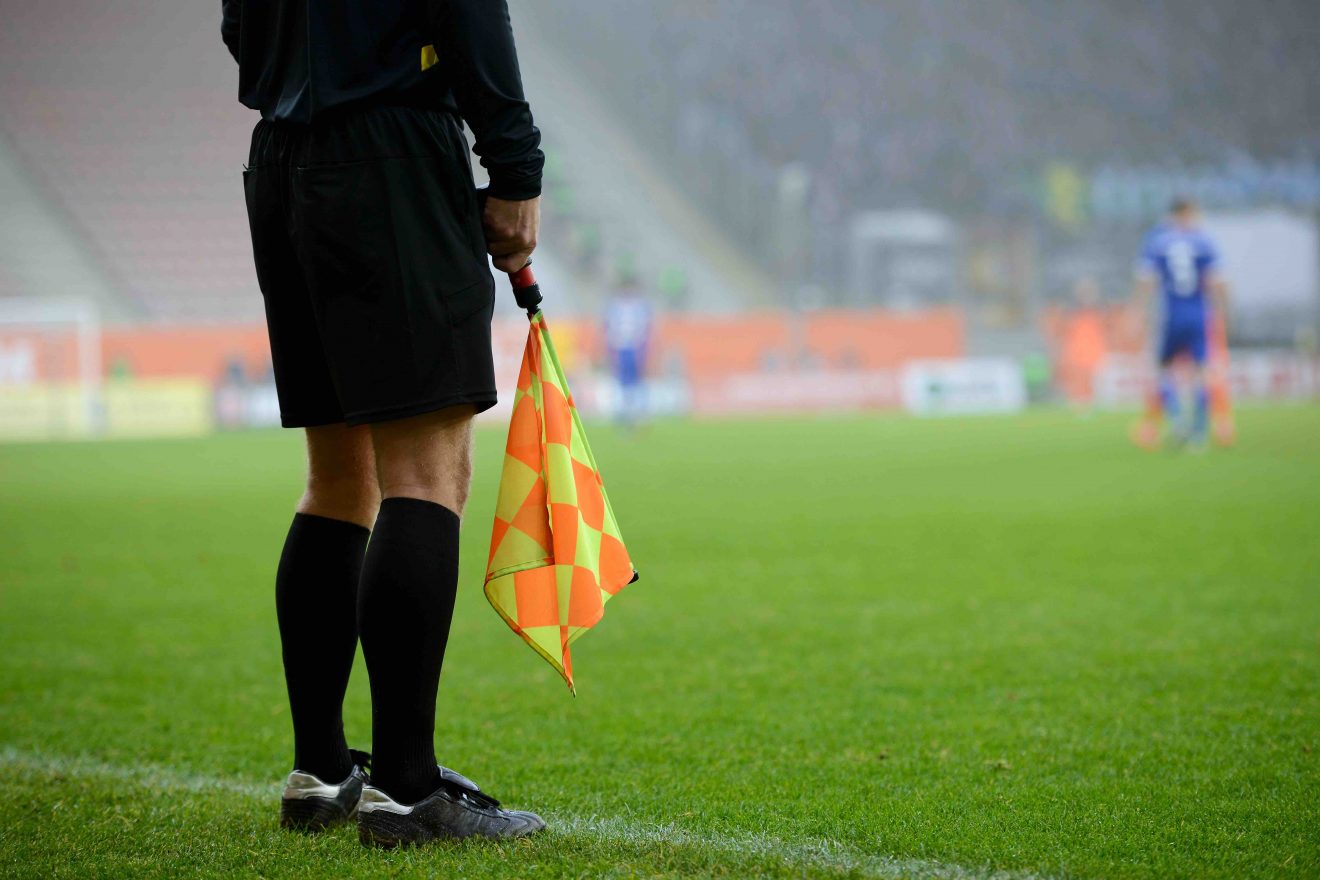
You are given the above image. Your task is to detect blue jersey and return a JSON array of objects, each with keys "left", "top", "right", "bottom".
[
  {"left": 604, "top": 293, "right": 653, "bottom": 388},
  {"left": 603, "top": 294, "right": 653, "bottom": 355},
  {"left": 1140, "top": 223, "right": 1221, "bottom": 327}
]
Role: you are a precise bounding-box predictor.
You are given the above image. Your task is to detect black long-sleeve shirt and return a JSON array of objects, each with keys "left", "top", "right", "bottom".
[{"left": 221, "top": 0, "right": 542, "bottom": 200}]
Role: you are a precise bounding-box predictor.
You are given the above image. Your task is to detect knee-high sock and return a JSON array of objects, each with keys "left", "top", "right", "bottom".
[
  {"left": 1159, "top": 374, "right": 1180, "bottom": 421},
  {"left": 275, "top": 513, "right": 370, "bottom": 781},
  {"left": 1192, "top": 382, "right": 1209, "bottom": 437},
  {"left": 357, "top": 498, "right": 461, "bottom": 803}
]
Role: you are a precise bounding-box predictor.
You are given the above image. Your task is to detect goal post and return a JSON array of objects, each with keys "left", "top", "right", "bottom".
[{"left": 0, "top": 297, "right": 102, "bottom": 440}]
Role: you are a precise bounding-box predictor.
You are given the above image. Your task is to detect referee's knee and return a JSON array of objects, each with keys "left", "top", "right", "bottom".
[
  {"left": 376, "top": 473, "right": 471, "bottom": 517},
  {"left": 299, "top": 474, "right": 381, "bottom": 529},
  {"left": 370, "top": 406, "right": 476, "bottom": 516}
]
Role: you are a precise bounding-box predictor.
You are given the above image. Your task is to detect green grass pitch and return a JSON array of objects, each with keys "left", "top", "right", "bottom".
[{"left": 1, "top": 407, "right": 1317, "bottom": 878}]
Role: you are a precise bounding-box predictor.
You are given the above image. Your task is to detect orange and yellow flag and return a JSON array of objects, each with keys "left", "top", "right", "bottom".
[{"left": 484, "top": 310, "right": 636, "bottom": 692}]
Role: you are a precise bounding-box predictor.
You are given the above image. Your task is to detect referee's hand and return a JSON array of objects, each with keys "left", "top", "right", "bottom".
[{"left": 483, "top": 195, "right": 540, "bottom": 274}]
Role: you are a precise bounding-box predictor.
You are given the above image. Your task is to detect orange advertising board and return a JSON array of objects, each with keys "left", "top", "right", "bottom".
[{"left": 82, "top": 309, "right": 967, "bottom": 387}]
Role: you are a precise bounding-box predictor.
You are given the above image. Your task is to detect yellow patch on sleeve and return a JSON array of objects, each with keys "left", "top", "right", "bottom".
[{"left": 421, "top": 44, "right": 439, "bottom": 72}]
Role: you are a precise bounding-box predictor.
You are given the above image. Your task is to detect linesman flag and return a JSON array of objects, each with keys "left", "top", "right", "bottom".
[{"left": 484, "top": 265, "right": 638, "bottom": 693}]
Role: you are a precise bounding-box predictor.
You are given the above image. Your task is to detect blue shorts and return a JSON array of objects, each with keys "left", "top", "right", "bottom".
[
  {"left": 613, "top": 348, "right": 643, "bottom": 387},
  {"left": 1159, "top": 320, "right": 1207, "bottom": 365}
]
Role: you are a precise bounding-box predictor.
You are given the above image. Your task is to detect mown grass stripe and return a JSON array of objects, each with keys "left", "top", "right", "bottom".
[{"left": 0, "top": 746, "right": 1050, "bottom": 880}]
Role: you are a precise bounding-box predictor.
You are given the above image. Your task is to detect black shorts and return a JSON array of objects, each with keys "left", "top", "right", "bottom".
[{"left": 243, "top": 106, "right": 497, "bottom": 427}]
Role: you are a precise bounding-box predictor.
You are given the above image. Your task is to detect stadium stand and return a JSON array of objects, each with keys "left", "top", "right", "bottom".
[
  {"left": 525, "top": 0, "right": 1320, "bottom": 296},
  {"left": 0, "top": 2, "right": 256, "bottom": 320},
  {"left": 0, "top": 0, "right": 764, "bottom": 320},
  {"left": 2, "top": 1, "right": 1316, "bottom": 322},
  {"left": 2, "top": 86, "right": 255, "bottom": 319}
]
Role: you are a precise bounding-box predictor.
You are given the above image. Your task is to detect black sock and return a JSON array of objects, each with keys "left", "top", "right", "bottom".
[
  {"left": 358, "top": 497, "right": 461, "bottom": 803},
  {"left": 275, "top": 513, "right": 370, "bottom": 782}
]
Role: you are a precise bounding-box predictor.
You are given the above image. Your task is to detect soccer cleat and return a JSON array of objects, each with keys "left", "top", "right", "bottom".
[
  {"left": 357, "top": 766, "right": 546, "bottom": 847},
  {"left": 1130, "top": 419, "right": 1161, "bottom": 451},
  {"left": 279, "top": 750, "right": 371, "bottom": 832}
]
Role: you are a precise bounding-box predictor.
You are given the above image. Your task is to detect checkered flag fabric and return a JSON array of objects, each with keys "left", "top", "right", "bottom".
[{"left": 484, "top": 311, "right": 637, "bottom": 692}]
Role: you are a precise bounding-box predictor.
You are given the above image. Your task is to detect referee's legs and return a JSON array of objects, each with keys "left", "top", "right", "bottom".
[
  {"left": 275, "top": 425, "right": 378, "bottom": 782},
  {"left": 358, "top": 405, "right": 476, "bottom": 803}
]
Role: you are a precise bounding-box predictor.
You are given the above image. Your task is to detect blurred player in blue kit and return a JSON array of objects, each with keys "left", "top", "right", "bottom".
[
  {"left": 1131, "top": 199, "right": 1229, "bottom": 451},
  {"left": 603, "top": 273, "right": 654, "bottom": 429}
]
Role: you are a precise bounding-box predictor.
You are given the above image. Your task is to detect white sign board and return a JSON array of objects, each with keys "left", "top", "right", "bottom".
[{"left": 900, "top": 359, "right": 1027, "bottom": 416}]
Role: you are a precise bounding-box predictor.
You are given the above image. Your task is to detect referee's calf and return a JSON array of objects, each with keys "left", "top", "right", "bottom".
[{"left": 222, "top": 0, "right": 546, "bottom": 845}]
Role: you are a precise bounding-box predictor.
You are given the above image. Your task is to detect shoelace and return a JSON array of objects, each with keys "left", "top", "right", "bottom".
[
  {"left": 351, "top": 753, "right": 500, "bottom": 810},
  {"left": 436, "top": 766, "right": 502, "bottom": 810}
]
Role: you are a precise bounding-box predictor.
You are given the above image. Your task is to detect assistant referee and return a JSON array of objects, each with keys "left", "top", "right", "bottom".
[{"left": 222, "top": 0, "right": 546, "bottom": 846}]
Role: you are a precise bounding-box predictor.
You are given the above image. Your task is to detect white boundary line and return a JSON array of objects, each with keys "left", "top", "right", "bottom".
[{"left": 1, "top": 747, "right": 1052, "bottom": 880}]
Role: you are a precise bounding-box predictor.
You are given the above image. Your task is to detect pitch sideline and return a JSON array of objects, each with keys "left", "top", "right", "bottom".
[{"left": 1, "top": 746, "right": 1052, "bottom": 880}]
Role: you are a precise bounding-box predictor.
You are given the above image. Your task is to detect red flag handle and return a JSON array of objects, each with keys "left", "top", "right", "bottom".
[
  {"left": 475, "top": 184, "right": 543, "bottom": 317},
  {"left": 507, "top": 261, "right": 542, "bottom": 317},
  {"left": 509, "top": 263, "right": 537, "bottom": 290}
]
